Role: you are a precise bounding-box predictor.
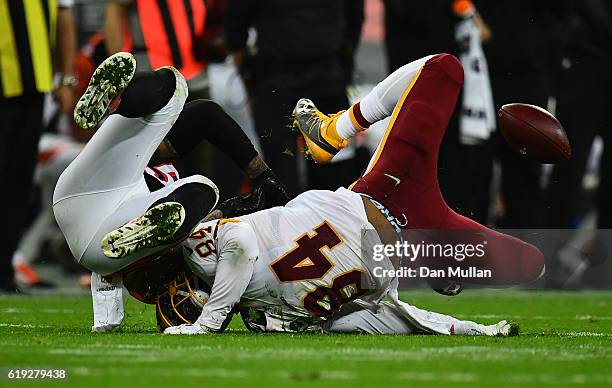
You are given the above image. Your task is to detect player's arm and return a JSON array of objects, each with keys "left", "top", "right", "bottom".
[
  {"left": 90, "top": 273, "right": 124, "bottom": 333},
  {"left": 165, "top": 100, "right": 291, "bottom": 218},
  {"left": 211, "top": 157, "right": 289, "bottom": 220},
  {"left": 193, "top": 221, "right": 258, "bottom": 332},
  {"left": 104, "top": 1, "right": 129, "bottom": 54},
  {"left": 455, "top": 0, "right": 491, "bottom": 43},
  {"left": 165, "top": 100, "right": 258, "bottom": 170},
  {"left": 474, "top": 11, "right": 492, "bottom": 43},
  {"left": 55, "top": 4, "right": 77, "bottom": 114}
]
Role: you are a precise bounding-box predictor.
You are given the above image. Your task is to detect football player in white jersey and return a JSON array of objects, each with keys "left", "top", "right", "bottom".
[
  {"left": 159, "top": 54, "right": 545, "bottom": 336},
  {"left": 167, "top": 198, "right": 513, "bottom": 336},
  {"left": 53, "top": 53, "right": 288, "bottom": 332},
  {"left": 57, "top": 52, "right": 543, "bottom": 335}
]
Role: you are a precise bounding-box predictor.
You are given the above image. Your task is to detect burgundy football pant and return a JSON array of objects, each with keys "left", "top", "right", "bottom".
[{"left": 351, "top": 54, "right": 544, "bottom": 285}]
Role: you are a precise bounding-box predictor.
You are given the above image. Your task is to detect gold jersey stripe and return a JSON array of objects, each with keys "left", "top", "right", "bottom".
[{"left": 218, "top": 218, "right": 241, "bottom": 226}]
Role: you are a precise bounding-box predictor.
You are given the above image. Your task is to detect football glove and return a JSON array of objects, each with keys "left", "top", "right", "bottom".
[
  {"left": 164, "top": 323, "right": 209, "bottom": 335},
  {"left": 217, "top": 169, "right": 291, "bottom": 218}
]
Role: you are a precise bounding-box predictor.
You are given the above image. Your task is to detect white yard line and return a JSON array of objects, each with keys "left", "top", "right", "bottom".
[
  {"left": 398, "top": 371, "right": 478, "bottom": 382},
  {"left": 0, "top": 323, "right": 50, "bottom": 328},
  {"left": 276, "top": 370, "right": 358, "bottom": 380},
  {"left": 458, "top": 313, "right": 612, "bottom": 321},
  {"left": 561, "top": 332, "right": 612, "bottom": 338},
  {"left": 41, "top": 366, "right": 612, "bottom": 384},
  {"left": 0, "top": 308, "right": 75, "bottom": 314},
  {"left": 70, "top": 366, "right": 250, "bottom": 378},
  {"left": 40, "top": 344, "right": 611, "bottom": 363}
]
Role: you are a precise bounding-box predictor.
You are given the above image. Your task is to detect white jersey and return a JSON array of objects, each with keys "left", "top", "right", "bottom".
[{"left": 183, "top": 188, "right": 394, "bottom": 329}]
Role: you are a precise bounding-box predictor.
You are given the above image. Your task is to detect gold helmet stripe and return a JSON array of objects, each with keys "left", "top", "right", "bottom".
[
  {"left": 156, "top": 295, "right": 173, "bottom": 329},
  {"left": 184, "top": 273, "right": 207, "bottom": 306}
]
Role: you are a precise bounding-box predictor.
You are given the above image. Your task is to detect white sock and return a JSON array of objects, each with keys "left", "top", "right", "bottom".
[
  {"left": 336, "top": 111, "right": 357, "bottom": 139},
  {"left": 359, "top": 55, "right": 434, "bottom": 123},
  {"left": 335, "top": 55, "right": 433, "bottom": 141}
]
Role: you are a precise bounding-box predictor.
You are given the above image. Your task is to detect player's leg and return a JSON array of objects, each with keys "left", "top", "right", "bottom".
[
  {"left": 292, "top": 55, "right": 432, "bottom": 163},
  {"left": 54, "top": 54, "right": 217, "bottom": 275},
  {"left": 349, "top": 53, "right": 463, "bottom": 226},
  {"left": 54, "top": 55, "right": 185, "bottom": 262},
  {"left": 349, "top": 55, "right": 543, "bottom": 285},
  {"left": 83, "top": 174, "right": 217, "bottom": 275},
  {"left": 353, "top": 55, "right": 543, "bottom": 285},
  {"left": 54, "top": 64, "right": 183, "bottom": 203},
  {"left": 323, "top": 300, "right": 516, "bottom": 336},
  {"left": 389, "top": 295, "right": 517, "bottom": 336},
  {"left": 322, "top": 301, "right": 417, "bottom": 334},
  {"left": 295, "top": 53, "right": 544, "bottom": 285}
]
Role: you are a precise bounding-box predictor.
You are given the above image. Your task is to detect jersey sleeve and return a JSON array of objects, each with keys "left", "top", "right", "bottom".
[{"left": 196, "top": 220, "right": 258, "bottom": 331}]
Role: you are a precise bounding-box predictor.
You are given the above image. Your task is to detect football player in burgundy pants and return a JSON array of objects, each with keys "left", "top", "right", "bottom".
[{"left": 54, "top": 53, "right": 543, "bottom": 335}]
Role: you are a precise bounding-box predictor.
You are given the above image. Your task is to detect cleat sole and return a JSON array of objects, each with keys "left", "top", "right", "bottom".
[
  {"left": 74, "top": 52, "right": 136, "bottom": 129},
  {"left": 101, "top": 202, "right": 185, "bottom": 259}
]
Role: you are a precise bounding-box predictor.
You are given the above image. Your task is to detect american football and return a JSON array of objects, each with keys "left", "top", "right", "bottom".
[
  {"left": 499, "top": 103, "right": 571, "bottom": 163},
  {"left": 1, "top": 1, "right": 611, "bottom": 387}
]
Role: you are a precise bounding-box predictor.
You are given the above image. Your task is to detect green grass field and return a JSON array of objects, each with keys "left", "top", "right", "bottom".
[{"left": 1, "top": 291, "right": 611, "bottom": 387}]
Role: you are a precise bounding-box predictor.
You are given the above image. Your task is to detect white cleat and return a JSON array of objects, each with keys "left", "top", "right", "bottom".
[{"left": 164, "top": 323, "right": 208, "bottom": 335}]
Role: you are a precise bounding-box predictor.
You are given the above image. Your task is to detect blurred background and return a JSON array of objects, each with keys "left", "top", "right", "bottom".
[{"left": 1, "top": 0, "right": 611, "bottom": 293}]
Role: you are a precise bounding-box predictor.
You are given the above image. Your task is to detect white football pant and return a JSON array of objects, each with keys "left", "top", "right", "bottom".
[{"left": 53, "top": 71, "right": 207, "bottom": 276}]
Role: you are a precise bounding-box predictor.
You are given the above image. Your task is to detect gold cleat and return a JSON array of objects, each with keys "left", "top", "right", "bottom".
[{"left": 291, "top": 98, "right": 348, "bottom": 164}]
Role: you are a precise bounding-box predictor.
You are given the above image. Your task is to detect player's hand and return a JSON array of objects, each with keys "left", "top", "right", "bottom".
[
  {"left": 164, "top": 323, "right": 209, "bottom": 335},
  {"left": 216, "top": 169, "right": 291, "bottom": 218}
]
